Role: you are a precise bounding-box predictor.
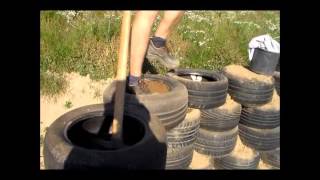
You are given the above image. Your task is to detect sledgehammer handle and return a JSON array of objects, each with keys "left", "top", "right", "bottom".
[{"left": 112, "top": 11, "right": 131, "bottom": 140}]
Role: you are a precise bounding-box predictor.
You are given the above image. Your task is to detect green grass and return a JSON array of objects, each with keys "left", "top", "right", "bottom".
[
  {"left": 64, "top": 100, "right": 73, "bottom": 109},
  {"left": 40, "top": 70, "right": 67, "bottom": 96},
  {"left": 40, "top": 10, "right": 280, "bottom": 96},
  {"left": 175, "top": 11, "right": 280, "bottom": 70}
]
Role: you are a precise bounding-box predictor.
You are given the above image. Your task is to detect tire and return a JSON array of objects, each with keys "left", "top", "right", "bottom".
[
  {"left": 213, "top": 151, "right": 260, "bottom": 169},
  {"left": 276, "top": 58, "right": 280, "bottom": 72},
  {"left": 167, "top": 68, "right": 228, "bottom": 109},
  {"left": 43, "top": 103, "right": 167, "bottom": 169},
  {"left": 223, "top": 65, "right": 274, "bottom": 107},
  {"left": 167, "top": 108, "right": 200, "bottom": 148},
  {"left": 261, "top": 148, "right": 280, "bottom": 169},
  {"left": 194, "top": 127, "right": 238, "bottom": 158},
  {"left": 240, "top": 92, "right": 280, "bottom": 129},
  {"left": 165, "top": 144, "right": 194, "bottom": 169},
  {"left": 213, "top": 137, "right": 260, "bottom": 169},
  {"left": 238, "top": 123, "right": 280, "bottom": 151},
  {"left": 273, "top": 71, "right": 280, "bottom": 96},
  {"left": 200, "top": 94, "right": 241, "bottom": 131},
  {"left": 103, "top": 74, "right": 188, "bottom": 130}
]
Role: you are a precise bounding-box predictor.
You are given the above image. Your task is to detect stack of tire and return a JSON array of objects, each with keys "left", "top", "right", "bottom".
[
  {"left": 103, "top": 74, "right": 194, "bottom": 169},
  {"left": 213, "top": 136, "right": 261, "bottom": 169},
  {"left": 104, "top": 71, "right": 229, "bottom": 170},
  {"left": 168, "top": 69, "right": 236, "bottom": 169},
  {"left": 100, "top": 64, "right": 280, "bottom": 169},
  {"left": 195, "top": 94, "right": 240, "bottom": 164},
  {"left": 221, "top": 64, "right": 280, "bottom": 169},
  {"left": 165, "top": 108, "right": 200, "bottom": 169}
]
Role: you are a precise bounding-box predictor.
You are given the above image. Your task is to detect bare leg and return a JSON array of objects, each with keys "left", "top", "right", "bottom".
[
  {"left": 144, "top": 11, "right": 184, "bottom": 69},
  {"left": 130, "top": 11, "right": 159, "bottom": 77},
  {"left": 154, "top": 11, "right": 184, "bottom": 39}
]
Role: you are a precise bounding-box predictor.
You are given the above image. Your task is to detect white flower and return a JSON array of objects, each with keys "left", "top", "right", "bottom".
[
  {"left": 233, "top": 21, "right": 261, "bottom": 29},
  {"left": 198, "top": 41, "right": 206, "bottom": 46},
  {"left": 266, "top": 20, "right": 279, "bottom": 31},
  {"left": 56, "top": 10, "right": 78, "bottom": 23},
  {"left": 195, "top": 30, "right": 205, "bottom": 34},
  {"left": 186, "top": 11, "right": 210, "bottom": 23}
]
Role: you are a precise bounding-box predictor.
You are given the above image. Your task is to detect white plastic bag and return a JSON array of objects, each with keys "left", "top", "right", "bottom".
[{"left": 190, "top": 74, "right": 202, "bottom": 82}]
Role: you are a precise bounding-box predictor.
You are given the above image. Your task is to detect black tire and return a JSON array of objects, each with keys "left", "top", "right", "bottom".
[
  {"left": 165, "top": 144, "right": 194, "bottom": 169},
  {"left": 103, "top": 74, "right": 188, "bottom": 130},
  {"left": 223, "top": 65, "right": 274, "bottom": 107},
  {"left": 43, "top": 103, "right": 167, "bottom": 169},
  {"left": 167, "top": 108, "right": 200, "bottom": 148},
  {"left": 240, "top": 92, "right": 280, "bottom": 129},
  {"left": 213, "top": 151, "right": 260, "bottom": 169},
  {"left": 273, "top": 71, "right": 280, "bottom": 96},
  {"left": 261, "top": 148, "right": 280, "bottom": 169},
  {"left": 200, "top": 95, "right": 241, "bottom": 131},
  {"left": 238, "top": 123, "right": 280, "bottom": 151},
  {"left": 276, "top": 58, "right": 280, "bottom": 72},
  {"left": 194, "top": 127, "right": 238, "bottom": 158},
  {"left": 167, "top": 68, "right": 228, "bottom": 109}
]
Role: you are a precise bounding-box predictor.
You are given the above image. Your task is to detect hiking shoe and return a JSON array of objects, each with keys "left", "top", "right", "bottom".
[{"left": 146, "top": 39, "right": 180, "bottom": 69}]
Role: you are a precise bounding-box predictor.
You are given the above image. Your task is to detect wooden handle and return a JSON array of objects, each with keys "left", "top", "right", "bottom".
[{"left": 112, "top": 11, "right": 131, "bottom": 140}]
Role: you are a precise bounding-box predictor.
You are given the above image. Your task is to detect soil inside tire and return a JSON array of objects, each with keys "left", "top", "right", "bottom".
[
  {"left": 127, "top": 80, "right": 170, "bottom": 94},
  {"left": 67, "top": 115, "right": 145, "bottom": 150},
  {"left": 144, "top": 80, "right": 170, "bottom": 93},
  {"left": 223, "top": 65, "right": 273, "bottom": 84},
  {"left": 219, "top": 94, "right": 240, "bottom": 112},
  {"left": 230, "top": 136, "right": 256, "bottom": 159},
  {"left": 186, "top": 108, "right": 194, "bottom": 113},
  {"left": 258, "top": 90, "right": 280, "bottom": 111}
]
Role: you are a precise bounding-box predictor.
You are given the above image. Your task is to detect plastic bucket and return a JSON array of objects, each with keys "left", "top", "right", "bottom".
[{"left": 249, "top": 48, "right": 280, "bottom": 75}]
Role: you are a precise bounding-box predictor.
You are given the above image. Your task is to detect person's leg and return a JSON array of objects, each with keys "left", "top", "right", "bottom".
[
  {"left": 129, "top": 11, "right": 159, "bottom": 79},
  {"left": 146, "top": 11, "right": 184, "bottom": 69},
  {"left": 154, "top": 11, "right": 184, "bottom": 39}
]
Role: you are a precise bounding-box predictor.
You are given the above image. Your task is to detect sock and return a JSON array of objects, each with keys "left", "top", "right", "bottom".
[
  {"left": 128, "top": 75, "right": 141, "bottom": 87},
  {"left": 151, "top": 36, "right": 166, "bottom": 48}
]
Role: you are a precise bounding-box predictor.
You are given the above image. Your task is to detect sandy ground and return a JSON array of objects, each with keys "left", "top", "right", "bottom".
[{"left": 40, "top": 72, "right": 113, "bottom": 169}]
